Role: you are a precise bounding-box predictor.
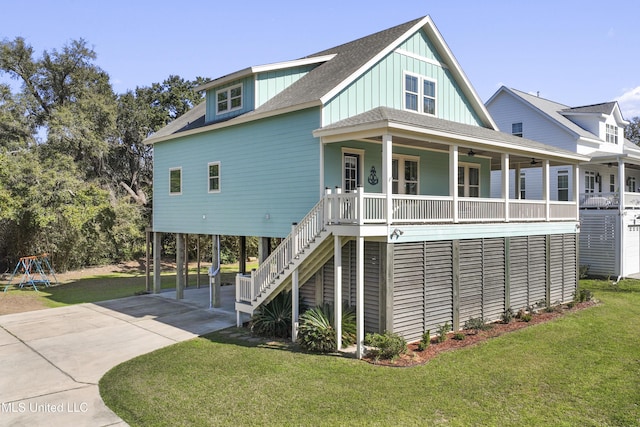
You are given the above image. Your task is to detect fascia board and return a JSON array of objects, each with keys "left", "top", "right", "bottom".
[
  {"left": 195, "top": 55, "right": 336, "bottom": 92},
  {"left": 145, "top": 101, "right": 321, "bottom": 145}
]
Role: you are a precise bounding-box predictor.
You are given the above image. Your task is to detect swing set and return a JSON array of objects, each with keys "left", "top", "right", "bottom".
[{"left": 3, "top": 253, "right": 58, "bottom": 292}]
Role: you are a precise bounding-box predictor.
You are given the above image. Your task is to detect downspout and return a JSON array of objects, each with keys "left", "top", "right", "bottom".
[{"left": 209, "top": 235, "right": 221, "bottom": 309}]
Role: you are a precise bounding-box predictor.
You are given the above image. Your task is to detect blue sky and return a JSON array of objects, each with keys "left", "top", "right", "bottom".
[{"left": 2, "top": 0, "right": 640, "bottom": 119}]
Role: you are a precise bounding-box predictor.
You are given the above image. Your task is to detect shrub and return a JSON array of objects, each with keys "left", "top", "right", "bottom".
[
  {"left": 520, "top": 313, "right": 533, "bottom": 322},
  {"left": 417, "top": 330, "right": 430, "bottom": 351},
  {"left": 436, "top": 322, "right": 451, "bottom": 343},
  {"left": 577, "top": 289, "right": 593, "bottom": 303},
  {"left": 464, "top": 317, "right": 491, "bottom": 334},
  {"left": 364, "top": 331, "right": 407, "bottom": 360},
  {"left": 453, "top": 332, "right": 465, "bottom": 340},
  {"left": 501, "top": 307, "right": 514, "bottom": 324},
  {"left": 297, "top": 303, "right": 356, "bottom": 353},
  {"left": 251, "top": 291, "right": 292, "bottom": 338}
]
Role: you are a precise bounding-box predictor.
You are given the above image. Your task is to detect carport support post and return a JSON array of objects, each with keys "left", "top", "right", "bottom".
[
  {"left": 356, "top": 236, "right": 364, "bottom": 359},
  {"left": 240, "top": 236, "right": 247, "bottom": 274},
  {"left": 153, "top": 232, "right": 162, "bottom": 294},
  {"left": 185, "top": 234, "right": 189, "bottom": 288},
  {"left": 145, "top": 227, "right": 151, "bottom": 292},
  {"left": 334, "top": 235, "right": 343, "bottom": 350},
  {"left": 292, "top": 268, "right": 299, "bottom": 342},
  {"left": 212, "top": 235, "right": 221, "bottom": 308},
  {"left": 176, "top": 233, "right": 185, "bottom": 300}
]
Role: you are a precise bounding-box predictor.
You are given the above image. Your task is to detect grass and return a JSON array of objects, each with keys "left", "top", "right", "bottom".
[
  {"left": 1, "top": 260, "right": 258, "bottom": 308},
  {"left": 100, "top": 279, "right": 640, "bottom": 426}
]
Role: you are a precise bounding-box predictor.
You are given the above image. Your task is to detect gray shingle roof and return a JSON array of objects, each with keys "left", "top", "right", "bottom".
[
  {"left": 506, "top": 88, "right": 600, "bottom": 140},
  {"left": 316, "top": 106, "right": 585, "bottom": 160},
  {"left": 562, "top": 102, "right": 616, "bottom": 115}
]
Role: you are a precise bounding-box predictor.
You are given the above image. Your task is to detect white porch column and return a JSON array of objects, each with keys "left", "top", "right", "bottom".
[
  {"left": 574, "top": 164, "right": 580, "bottom": 220},
  {"left": 292, "top": 268, "right": 299, "bottom": 342},
  {"left": 619, "top": 159, "right": 626, "bottom": 212},
  {"left": 515, "top": 163, "right": 522, "bottom": 200},
  {"left": 356, "top": 236, "right": 365, "bottom": 359},
  {"left": 382, "top": 134, "right": 393, "bottom": 225},
  {"left": 153, "top": 232, "right": 162, "bottom": 294},
  {"left": 543, "top": 160, "right": 550, "bottom": 221},
  {"left": 450, "top": 145, "right": 459, "bottom": 223},
  {"left": 618, "top": 159, "right": 626, "bottom": 277},
  {"left": 176, "top": 233, "right": 184, "bottom": 300},
  {"left": 501, "top": 153, "right": 510, "bottom": 222},
  {"left": 334, "top": 235, "right": 342, "bottom": 350}
]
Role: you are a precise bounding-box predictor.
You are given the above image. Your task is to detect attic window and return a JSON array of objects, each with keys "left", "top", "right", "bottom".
[
  {"left": 512, "top": 122, "right": 523, "bottom": 137},
  {"left": 404, "top": 73, "right": 436, "bottom": 115},
  {"left": 606, "top": 124, "right": 618, "bottom": 144},
  {"left": 216, "top": 84, "right": 242, "bottom": 114}
]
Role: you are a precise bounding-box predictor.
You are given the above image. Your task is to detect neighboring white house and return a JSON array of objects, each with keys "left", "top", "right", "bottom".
[{"left": 487, "top": 87, "right": 640, "bottom": 278}]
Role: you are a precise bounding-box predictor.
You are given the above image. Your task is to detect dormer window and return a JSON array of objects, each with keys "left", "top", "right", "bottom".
[
  {"left": 404, "top": 73, "right": 436, "bottom": 115},
  {"left": 606, "top": 124, "right": 618, "bottom": 144},
  {"left": 216, "top": 84, "right": 242, "bottom": 114}
]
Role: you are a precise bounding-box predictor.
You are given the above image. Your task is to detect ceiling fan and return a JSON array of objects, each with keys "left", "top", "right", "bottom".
[{"left": 530, "top": 158, "right": 540, "bottom": 166}]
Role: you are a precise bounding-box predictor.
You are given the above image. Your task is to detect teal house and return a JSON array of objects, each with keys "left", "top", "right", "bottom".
[{"left": 147, "top": 16, "right": 588, "bottom": 357}]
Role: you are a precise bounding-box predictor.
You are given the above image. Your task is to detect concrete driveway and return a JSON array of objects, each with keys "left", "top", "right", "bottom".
[{"left": 0, "top": 286, "right": 237, "bottom": 426}]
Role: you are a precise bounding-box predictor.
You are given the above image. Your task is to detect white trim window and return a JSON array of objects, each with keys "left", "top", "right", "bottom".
[
  {"left": 169, "top": 167, "right": 182, "bottom": 195},
  {"left": 606, "top": 124, "right": 618, "bottom": 144},
  {"left": 404, "top": 73, "right": 436, "bottom": 115},
  {"left": 584, "top": 171, "right": 596, "bottom": 194},
  {"left": 609, "top": 174, "right": 615, "bottom": 193},
  {"left": 558, "top": 170, "right": 569, "bottom": 201},
  {"left": 392, "top": 155, "right": 419, "bottom": 195},
  {"left": 512, "top": 122, "right": 523, "bottom": 137},
  {"left": 216, "top": 84, "right": 242, "bottom": 114},
  {"left": 208, "top": 162, "right": 220, "bottom": 193},
  {"left": 458, "top": 163, "right": 480, "bottom": 197}
]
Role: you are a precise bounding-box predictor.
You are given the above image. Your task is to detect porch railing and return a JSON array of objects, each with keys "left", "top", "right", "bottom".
[
  {"left": 236, "top": 197, "right": 326, "bottom": 303},
  {"left": 580, "top": 192, "right": 640, "bottom": 209},
  {"left": 325, "top": 189, "right": 578, "bottom": 225}
]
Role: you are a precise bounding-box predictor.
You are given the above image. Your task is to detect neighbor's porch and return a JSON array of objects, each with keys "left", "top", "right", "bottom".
[{"left": 579, "top": 156, "right": 640, "bottom": 210}]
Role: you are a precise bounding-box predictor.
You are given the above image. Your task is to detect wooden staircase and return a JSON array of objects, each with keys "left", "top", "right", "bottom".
[{"left": 235, "top": 198, "right": 333, "bottom": 317}]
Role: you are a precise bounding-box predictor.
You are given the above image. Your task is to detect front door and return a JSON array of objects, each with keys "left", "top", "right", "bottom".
[{"left": 344, "top": 152, "right": 360, "bottom": 192}]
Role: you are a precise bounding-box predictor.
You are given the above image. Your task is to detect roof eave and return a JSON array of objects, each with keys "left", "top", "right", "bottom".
[{"left": 145, "top": 100, "right": 322, "bottom": 145}]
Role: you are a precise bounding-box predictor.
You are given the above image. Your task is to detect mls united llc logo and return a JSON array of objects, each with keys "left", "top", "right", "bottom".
[{"left": 2, "top": 401, "right": 89, "bottom": 413}]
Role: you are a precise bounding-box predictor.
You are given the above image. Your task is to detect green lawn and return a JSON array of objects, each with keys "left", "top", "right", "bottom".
[
  {"left": 1, "top": 260, "right": 258, "bottom": 308},
  {"left": 100, "top": 279, "right": 640, "bottom": 426}
]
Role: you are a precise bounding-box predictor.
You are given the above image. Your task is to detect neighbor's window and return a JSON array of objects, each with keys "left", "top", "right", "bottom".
[
  {"left": 208, "top": 162, "right": 220, "bottom": 193},
  {"left": 610, "top": 174, "right": 615, "bottom": 193},
  {"left": 520, "top": 172, "right": 526, "bottom": 199},
  {"left": 558, "top": 171, "right": 569, "bottom": 201},
  {"left": 628, "top": 176, "right": 637, "bottom": 192},
  {"left": 606, "top": 124, "right": 618, "bottom": 144},
  {"left": 512, "top": 122, "right": 523, "bottom": 137},
  {"left": 216, "top": 84, "right": 242, "bottom": 114},
  {"left": 170, "top": 168, "right": 182, "bottom": 195},
  {"left": 404, "top": 73, "right": 436, "bottom": 115}
]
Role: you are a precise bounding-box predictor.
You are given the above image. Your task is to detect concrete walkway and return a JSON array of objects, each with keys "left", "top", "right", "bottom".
[{"left": 0, "top": 285, "right": 238, "bottom": 426}]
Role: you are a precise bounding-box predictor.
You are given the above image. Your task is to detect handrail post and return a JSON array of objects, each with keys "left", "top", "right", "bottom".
[
  {"left": 291, "top": 223, "right": 298, "bottom": 258},
  {"left": 324, "top": 187, "right": 331, "bottom": 224},
  {"left": 335, "top": 186, "right": 342, "bottom": 223},
  {"left": 357, "top": 186, "right": 365, "bottom": 225}
]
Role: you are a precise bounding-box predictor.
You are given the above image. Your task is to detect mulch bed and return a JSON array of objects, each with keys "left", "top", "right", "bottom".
[{"left": 364, "top": 301, "right": 597, "bottom": 367}]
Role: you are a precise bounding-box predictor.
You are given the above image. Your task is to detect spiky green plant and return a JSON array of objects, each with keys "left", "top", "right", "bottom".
[
  {"left": 251, "top": 291, "right": 292, "bottom": 338},
  {"left": 297, "top": 303, "right": 357, "bottom": 352}
]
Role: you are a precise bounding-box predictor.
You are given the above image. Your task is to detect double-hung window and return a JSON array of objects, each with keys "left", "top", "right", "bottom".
[
  {"left": 169, "top": 168, "right": 182, "bottom": 195},
  {"left": 610, "top": 174, "right": 616, "bottom": 193},
  {"left": 512, "top": 122, "right": 523, "bottom": 137},
  {"left": 557, "top": 171, "right": 569, "bottom": 201},
  {"left": 606, "top": 124, "right": 618, "bottom": 144},
  {"left": 404, "top": 73, "right": 436, "bottom": 115},
  {"left": 216, "top": 84, "right": 242, "bottom": 114},
  {"left": 208, "top": 162, "right": 220, "bottom": 193},
  {"left": 628, "top": 176, "right": 637, "bottom": 192},
  {"left": 519, "top": 172, "right": 526, "bottom": 199}
]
